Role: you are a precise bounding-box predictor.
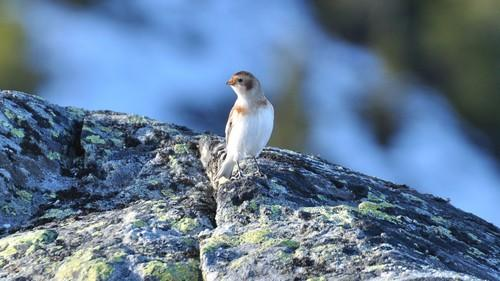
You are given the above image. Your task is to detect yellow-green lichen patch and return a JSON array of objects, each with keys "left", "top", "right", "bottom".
[
  {"left": 41, "top": 208, "right": 76, "bottom": 220},
  {"left": 401, "top": 192, "right": 427, "bottom": 205},
  {"left": 173, "top": 143, "right": 190, "bottom": 154},
  {"left": 85, "top": 135, "right": 106, "bottom": 144},
  {"left": 140, "top": 259, "right": 200, "bottom": 281},
  {"left": 306, "top": 277, "right": 327, "bottom": 281},
  {"left": 240, "top": 228, "right": 271, "bottom": 244},
  {"left": 278, "top": 239, "right": 300, "bottom": 250},
  {"left": 302, "top": 205, "right": 356, "bottom": 226},
  {"left": 358, "top": 201, "right": 400, "bottom": 223},
  {"left": 11, "top": 128, "right": 24, "bottom": 138},
  {"left": 429, "top": 225, "right": 456, "bottom": 241},
  {"left": 15, "top": 190, "right": 33, "bottom": 202},
  {"left": 201, "top": 235, "right": 239, "bottom": 255},
  {"left": 229, "top": 255, "right": 251, "bottom": 269},
  {"left": 55, "top": 249, "right": 113, "bottom": 281},
  {"left": 0, "top": 229, "right": 57, "bottom": 261},
  {"left": 172, "top": 217, "right": 198, "bottom": 233},
  {"left": 111, "top": 250, "right": 127, "bottom": 263}
]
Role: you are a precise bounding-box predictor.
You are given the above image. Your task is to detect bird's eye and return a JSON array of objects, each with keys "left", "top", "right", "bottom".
[{"left": 237, "top": 78, "right": 243, "bottom": 83}]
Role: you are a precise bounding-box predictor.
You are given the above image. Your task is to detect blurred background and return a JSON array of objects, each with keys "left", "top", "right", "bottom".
[{"left": 1, "top": 0, "right": 499, "bottom": 226}]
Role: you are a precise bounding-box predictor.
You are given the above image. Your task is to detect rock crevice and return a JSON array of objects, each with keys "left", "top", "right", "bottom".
[{"left": 0, "top": 91, "right": 498, "bottom": 281}]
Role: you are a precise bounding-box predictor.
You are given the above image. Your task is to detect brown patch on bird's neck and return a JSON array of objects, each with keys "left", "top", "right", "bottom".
[{"left": 234, "top": 105, "right": 248, "bottom": 115}]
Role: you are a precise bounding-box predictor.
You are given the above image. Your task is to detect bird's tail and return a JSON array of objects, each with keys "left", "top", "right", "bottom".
[{"left": 216, "top": 157, "right": 235, "bottom": 180}]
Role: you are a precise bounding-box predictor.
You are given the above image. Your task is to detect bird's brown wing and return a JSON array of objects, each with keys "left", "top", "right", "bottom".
[{"left": 225, "top": 107, "right": 235, "bottom": 145}]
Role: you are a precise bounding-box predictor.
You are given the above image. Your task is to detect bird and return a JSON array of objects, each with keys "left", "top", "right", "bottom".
[{"left": 216, "top": 71, "right": 274, "bottom": 180}]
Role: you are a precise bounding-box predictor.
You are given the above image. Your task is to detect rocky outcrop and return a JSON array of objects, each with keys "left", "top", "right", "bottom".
[{"left": 0, "top": 90, "right": 498, "bottom": 280}]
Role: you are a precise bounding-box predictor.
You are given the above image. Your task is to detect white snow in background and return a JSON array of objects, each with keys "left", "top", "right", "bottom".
[{"left": 21, "top": 0, "right": 499, "bottom": 225}]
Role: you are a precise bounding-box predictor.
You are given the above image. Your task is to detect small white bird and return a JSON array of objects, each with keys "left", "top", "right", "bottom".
[{"left": 216, "top": 71, "right": 274, "bottom": 179}]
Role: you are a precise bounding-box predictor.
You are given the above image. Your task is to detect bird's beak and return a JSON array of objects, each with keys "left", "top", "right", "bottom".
[{"left": 226, "top": 77, "right": 237, "bottom": 86}]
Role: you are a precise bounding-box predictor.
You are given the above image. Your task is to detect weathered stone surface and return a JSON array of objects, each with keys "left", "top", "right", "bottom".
[{"left": 0, "top": 90, "right": 499, "bottom": 280}]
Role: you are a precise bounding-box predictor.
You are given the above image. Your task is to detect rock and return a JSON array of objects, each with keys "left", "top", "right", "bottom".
[{"left": 0, "top": 90, "right": 498, "bottom": 280}]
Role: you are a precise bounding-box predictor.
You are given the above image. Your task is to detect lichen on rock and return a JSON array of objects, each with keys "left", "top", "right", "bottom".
[{"left": 0, "top": 91, "right": 499, "bottom": 281}]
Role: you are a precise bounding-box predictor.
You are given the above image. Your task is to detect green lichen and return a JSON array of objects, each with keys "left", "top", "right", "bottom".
[
  {"left": 240, "top": 228, "right": 271, "bottom": 244},
  {"left": 11, "top": 128, "right": 24, "bottom": 138},
  {"left": 173, "top": 143, "right": 189, "bottom": 154},
  {"left": 0, "top": 229, "right": 57, "bottom": 260},
  {"left": 15, "top": 190, "right": 33, "bottom": 202},
  {"left": 55, "top": 249, "right": 113, "bottom": 281},
  {"left": 302, "top": 205, "right": 356, "bottom": 226},
  {"left": 430, "top": 225, "right": 456, "bottom": 241},
  {"left": 52, "top": 130, "right": 60, "bottom": 138},
  {"left": 229, "top": 255, "right": 251, "bottom": 269},
  {"left": 172, "top": 217, "right": 198, "bottom": 233},
  {"left": 317, "top": 194, "right": 327, "bottom": 201},
  {"left": 278, "top": 239, "right": 300, "bottom": 250},
  {"left": 85, "top": 135, "right": 106, "bottom": 144},
  {"left": 201, "top": 235, "right": 238, "bottom": 254},
  {"left": 47, "top": 151, "right": 61, "bottom": 161},
  {"left": 131, "top": 219, "right": 147, "bottom": 228},
  {"left": 431, "top": 215, "right": 447, "bottom": 225},
  {"left": 248, "top": 200, "right": 258, "bottom": 212},
  {"left": 3, "top": 109, "right": 15, "bottom": 120},
  {"left": 41, "top": 208, "right": 75, "bottom": 220},
  {"left": 111, "top": 251, "right": 127, "bottom": 263},
  {"left": 270, "top": 205, "right": 282, "bottom": 218},
  {"left": 140, "top": 259, "right": 200, "bottom": 281},
  {"left": 268, "top": 181, "right": 287, "bottom": 193},
  {"left": 358, "top": 201, "right": 400, "bottom": 223},
  {"left": 401, "top": 192, "right": 427, "bottom": 205},
  {"left": 306, "top": 277, "right": 327, "bottom": 281}
]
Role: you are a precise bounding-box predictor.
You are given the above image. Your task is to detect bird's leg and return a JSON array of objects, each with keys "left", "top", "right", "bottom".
[
  {"left": 235, "top": 160, "right": 244, "bottom": 178},
  {"left": 252, "top": 157, "right": 264, "bottom": 177}
]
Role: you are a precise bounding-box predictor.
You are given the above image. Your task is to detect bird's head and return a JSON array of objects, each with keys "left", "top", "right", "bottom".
[{"left": 226, "top": 71, "right": 261, "bottom": 98}]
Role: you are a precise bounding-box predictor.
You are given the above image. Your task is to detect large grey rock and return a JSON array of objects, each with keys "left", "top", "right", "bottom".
[{"left": 0, "top": 90, "right": 498, "bottom": 280}]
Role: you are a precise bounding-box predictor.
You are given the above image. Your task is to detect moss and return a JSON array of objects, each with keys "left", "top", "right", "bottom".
[
  {"left": 240, "top": 228, "right": 271, "bottom": 244},
  {"left": 15, "top": 190, "right": 33, "bottom": 202},
  {"left": 141, "top": 259, "right": 200, "bottom": 281},
  {"left": 131, "top": 219, "right": 147, "bottom": 228},
  {"left": 0, "top": 229, "right": 57, "bottom": 260},
  {"left": 47, "top": 151, "right": 61, "bottom": 161},
  {"left": 55, "top": 249, "right": 113, "bottom": 281},
  {"left": 85, "top": 135, "right": 106, "bottom": 144},
  {"left": 172, "top": 217, "right": 198, "bottom": 233},
  {"left": 358, "top": 201, "right": 400, "bottom": 223},
  {"left": 11, "top": 128, "right": 24, "bottom": 138}
]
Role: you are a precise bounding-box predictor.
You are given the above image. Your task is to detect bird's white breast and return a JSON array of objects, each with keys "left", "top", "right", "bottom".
[{"left": 227, "top": 103, "right": 274, "bottom": 161}]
